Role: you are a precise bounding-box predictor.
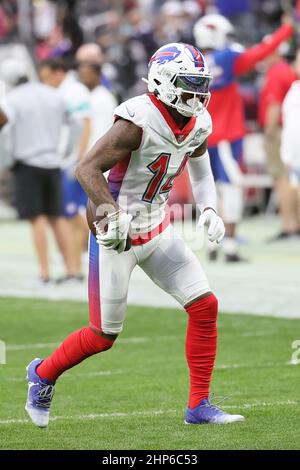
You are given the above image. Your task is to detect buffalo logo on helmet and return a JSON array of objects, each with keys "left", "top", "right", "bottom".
[{"left": 149, "top": 46, "right": 181, "bottom": 67}]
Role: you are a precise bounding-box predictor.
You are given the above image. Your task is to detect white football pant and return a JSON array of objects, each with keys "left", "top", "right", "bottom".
[{"left": 88, "top": 224, "right": 210, "bottom": 335}]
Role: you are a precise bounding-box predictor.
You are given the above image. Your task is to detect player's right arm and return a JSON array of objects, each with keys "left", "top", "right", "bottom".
[
  {"left": 76, "top": 117, "right": 142, "bottom": 252},
  {"left": 76, "top": 117, "right": 142, "bottom": 211}
]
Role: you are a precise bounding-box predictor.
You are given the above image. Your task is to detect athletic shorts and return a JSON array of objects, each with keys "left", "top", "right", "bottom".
[
  {"left": 62, "top": 170, "right": 88, "bottom": 218},
  {"left": 88, "top": 223, "right": 211, "bottom": 335},
  {"left": 209, "top": 139, "right": 244, "bottom": 183},
  {"left": 264, "top": 127, "right": 286, "bottom": 179},
  {"left": 13, "top": 162, "right": 63, "bottom": 219}
]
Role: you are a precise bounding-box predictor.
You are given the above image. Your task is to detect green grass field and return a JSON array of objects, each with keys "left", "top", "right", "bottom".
[{"left": 0, "top": 297, "right": 299, "bottom": 450}]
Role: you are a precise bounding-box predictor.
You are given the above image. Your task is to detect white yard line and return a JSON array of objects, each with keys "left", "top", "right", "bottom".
[
  {"left": 224, "top": 400, "right": 298, "bottom": 409},
  {"left": 3, "top": 362, "right": 296, "bottom": 385},
  {"left": 7, "top": 342, "right": 60, "bottom": 351},
  {"left": 0, "top": 409, "right": 176, "bottom": 425},
  {"left": 0, "top": 401, "right": 298, "bottom": 426},
  {"left": 6, "top": 337, "right": 148, "bottom": 351},
  {"left": 240, "top": 331, "right": 276, "bottom": 337},
  {"left": 214, "top": 362, "right": 295, "bottom": 370},
  {"left": 2, "top": 370, "right": 124, "bottom": 382}
]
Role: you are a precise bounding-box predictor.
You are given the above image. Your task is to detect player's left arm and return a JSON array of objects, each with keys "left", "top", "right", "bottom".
[
  {"left": 188, "top": 138, "right": 225, "bottom": 243},
  {"left": 233, "top": 18, "right": 294, "bottom": 76}
]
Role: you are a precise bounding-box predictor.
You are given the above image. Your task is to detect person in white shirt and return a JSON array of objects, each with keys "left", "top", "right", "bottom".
[
  {"left": 0, "top": 58, "right": 78, "bottom": 284},
  {"left": 75, "top": 42, "right": 113, "bottom": 93},
  {"left": 77, "top": 61, "right": 117, "bottom": 150},
  {"left": 39, "top": 59, "right": 92, "bottom": 282},
  {"left": 281, "top": 50, "right": 300, "bottom": 201}
]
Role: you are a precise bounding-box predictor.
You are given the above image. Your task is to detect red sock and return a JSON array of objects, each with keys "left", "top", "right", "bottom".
[
  {"left": 185, "top": 293, "right": 218, "bottom": 409},
  {"left": 36, "top": 327, "right": 114, "bottom": 383}
]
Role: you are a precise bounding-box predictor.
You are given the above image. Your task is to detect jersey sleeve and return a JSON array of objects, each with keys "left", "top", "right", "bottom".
[
  {"left": 194, "top": 109, "right": 213, "bottom": 145},
  {"left": 114, "top": 95, "right": 150, "bottom": 129}
]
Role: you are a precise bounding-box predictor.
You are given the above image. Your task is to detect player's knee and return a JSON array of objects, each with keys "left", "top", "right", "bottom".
[
  {"left": 186, "top": 292, "right": 218, "bottom": 321},
  {"left": 86, "top": 326, "right": 116, "bottom": 352},
  {"left": 205, "top": 293, "right": 218, "bottom": 320},
  {"left": 101, "top": 331, "right": 118, "bottom": 344},
  {"left": 99, "top": 338, "right": 115, "bottom": 352},
  {"left": 101, "top": 320, "right": 124, "bottom": 337}
]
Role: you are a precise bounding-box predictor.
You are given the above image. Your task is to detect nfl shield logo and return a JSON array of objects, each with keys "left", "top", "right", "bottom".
[{"left": 177, "top": 135, "right": 184, "bottom": 143}]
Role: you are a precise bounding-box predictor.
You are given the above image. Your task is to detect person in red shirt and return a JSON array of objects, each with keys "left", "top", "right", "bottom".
[
  {"left": 193, "top": 13, "right": 294, "bottom": 261},
  {"left": 259, "top": 50, "right": 300, "bottom": 240}
]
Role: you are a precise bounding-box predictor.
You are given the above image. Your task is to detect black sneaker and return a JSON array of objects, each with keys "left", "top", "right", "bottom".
[
  {"left": 55, "top": 274, "right": 84, "bottom": 285},
  {"left": 225, "top": 253, "right": 248, "bottom": 263},
  {"left": 208, "top": 249, "right": 218, "bottom": 262},
  {"left": 266, "top": 231, "right": 298, "bottom": 243}
]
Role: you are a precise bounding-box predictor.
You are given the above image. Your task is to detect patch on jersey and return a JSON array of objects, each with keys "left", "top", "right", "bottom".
[
  {"left": 149, "top": 46, "right": 181, "bottom": 67},
  {"left": 185, "top": 45, "right": 205, "bottom": 70}
]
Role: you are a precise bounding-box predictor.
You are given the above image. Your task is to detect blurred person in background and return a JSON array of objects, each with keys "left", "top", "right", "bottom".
[
  {"left": 94, "top": 16, "right": 125, "bottom": 98},
  {"left": 90, "top": 3, "right": 156, "bottom": 100},
  {"left": 39, "top": 58, "right": 91, "bottom": 283},
  {"left": 155, "top": 0, "right": 203, "bottom": 45},
  {"left": 259, "top": 46, "right": 300, "bottom": 241},
  {"left": 181, "top": 1, "right": 203, "bottom": 43},
  {"left": 0, "top": 58, "right": 77, "bottom": 285},
  {"left": 155, "top": 1, "right": 185, "bottom": 45},
  {"left": 0, "top": 0, "right": 18, "bottom": 42},
  {"left": 281, "top": 46, "right": 300, "bottom": 202},
  {"left": 34, "top": 0, "right": 83, "bottom": 62},
  {"left": 77, "top": 61, "right": 117, "bottom": 151},
  {"left": 214, "top": 0, "right": 257, "bottom": 45},
  {"left": 76, "top": 42, "right": 112, "bottom": 91},
  {"left": 53, "top": 0, "right": 84, "bottom": 59},
  {"left": 119, "top": 6, "right": 158, "bottom": 97},
  {"left": 32, "top": 0, "right": 57, "bottom": 46},
  {"left": 193, "top": 12, "right": 294, "bottom": 262},
  {"left": 94, "top": 4, "right": 157, "bottom": 100},
  {"left": 76, "top": 43, "right": 104, "bottom": 68}
]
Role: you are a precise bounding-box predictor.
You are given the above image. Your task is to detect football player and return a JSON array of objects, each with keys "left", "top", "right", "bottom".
[
  {"left": 193, "top": 13, "right": 294, "bottom": 261},
  {"left": 25, "top": 43, "right": 245, "bottom": 427}
]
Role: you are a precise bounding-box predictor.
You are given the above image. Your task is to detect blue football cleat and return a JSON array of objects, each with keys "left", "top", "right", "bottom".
[
  {"left": 25, "top": 358, "right": 55, "bottom": 428},
  {"left": 185, "top": 399, "right": 245, "bottom": 425}
]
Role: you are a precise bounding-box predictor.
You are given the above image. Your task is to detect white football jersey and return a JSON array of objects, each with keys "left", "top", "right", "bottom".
[{"left": 108, "top": 93, "right": 212, "bottom": 234}]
